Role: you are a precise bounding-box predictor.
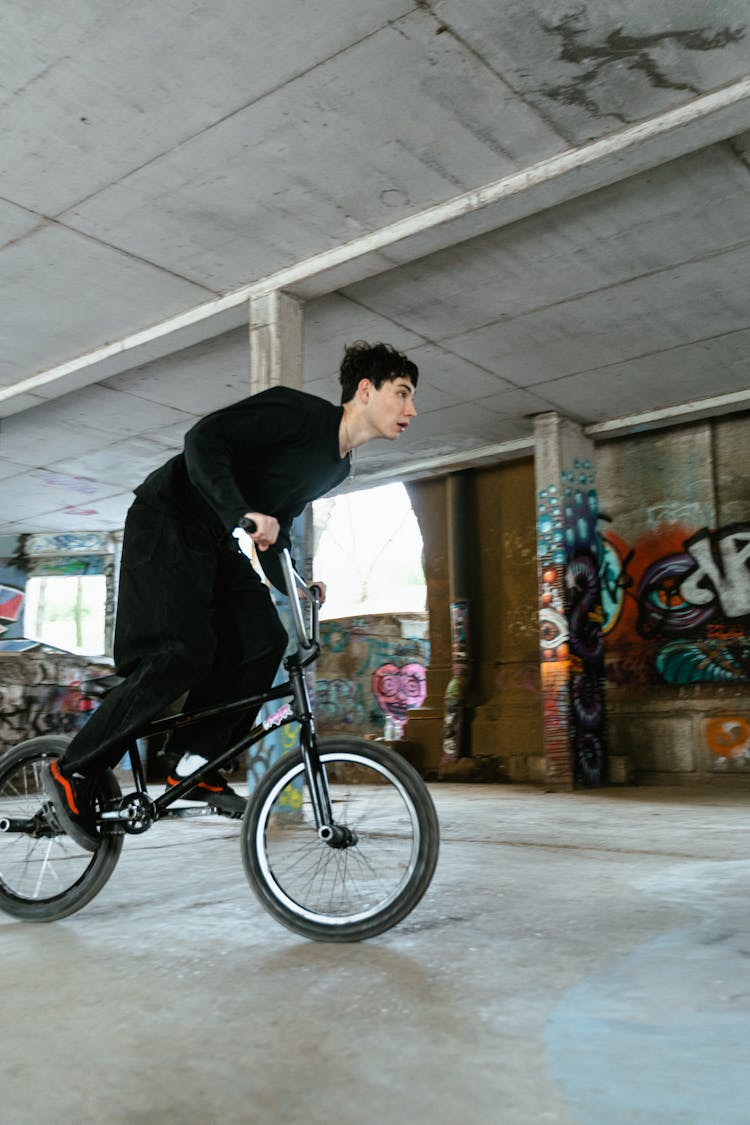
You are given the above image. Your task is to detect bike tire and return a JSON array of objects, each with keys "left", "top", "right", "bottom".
[
  {"left": 241, "top": 735, "right": 439, "bottom": 942},
  {"left": 0, "top": 735, "right": 124, "bottom": 922}
]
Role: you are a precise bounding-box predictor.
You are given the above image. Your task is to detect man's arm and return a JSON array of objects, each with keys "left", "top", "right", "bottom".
[{"left": 183, "top": 394, "right": 302, "bottom": 531}]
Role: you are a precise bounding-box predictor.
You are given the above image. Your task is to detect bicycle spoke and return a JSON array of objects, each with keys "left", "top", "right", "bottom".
[{"left": 0, "top": 737, "right": 123, "bottom": 920}]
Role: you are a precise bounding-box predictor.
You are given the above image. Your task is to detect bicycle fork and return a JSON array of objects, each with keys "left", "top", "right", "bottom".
[{"left": 289, "top": 660, "right": 358, "bottom": 850}]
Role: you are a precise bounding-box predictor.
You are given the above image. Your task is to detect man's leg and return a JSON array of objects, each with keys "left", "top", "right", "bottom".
[
  {"left": 60, "top": 502, "right": 220, "bottom": 776},
  {"left": 165, "top": 545, "right": 288, "bottom": 812}
]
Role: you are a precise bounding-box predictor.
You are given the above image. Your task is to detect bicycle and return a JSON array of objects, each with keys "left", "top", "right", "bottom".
[{"left": 0, "top": 538, "right": 439, "bottom": 941}]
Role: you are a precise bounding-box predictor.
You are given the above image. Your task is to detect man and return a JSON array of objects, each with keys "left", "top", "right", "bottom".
[{"left": 43, "top": 340, "right": 418, "bottom": 850}]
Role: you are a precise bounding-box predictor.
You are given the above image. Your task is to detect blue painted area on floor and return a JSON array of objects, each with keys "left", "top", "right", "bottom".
[{"left": 545, "top": 927, "right": 750, "bottom": 1124}]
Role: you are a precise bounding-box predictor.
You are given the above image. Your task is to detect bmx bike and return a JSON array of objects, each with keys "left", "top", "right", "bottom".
[{"left": 0, "top": 541, "right": 439, "bottom": 942}]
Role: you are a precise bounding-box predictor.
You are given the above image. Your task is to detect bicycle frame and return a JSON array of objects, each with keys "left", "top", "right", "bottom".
[{"left": 98, "top": 546, "right": 340, "bottom": 838}]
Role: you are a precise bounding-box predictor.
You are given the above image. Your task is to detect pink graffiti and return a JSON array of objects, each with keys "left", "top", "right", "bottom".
[
  {"left": 372, "top": 662, "right": 426, "bottom": 720},
  {"left": 34, "top": 471, "right": 97, "bottom": 495}
]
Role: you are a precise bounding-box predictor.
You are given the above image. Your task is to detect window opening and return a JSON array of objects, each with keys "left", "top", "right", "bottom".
[
  {"left": 23, "top": 575, "right": 107, "bottom": 655},
  {"left": 313, "top": 482, "right": 426, "bottom": 619}
]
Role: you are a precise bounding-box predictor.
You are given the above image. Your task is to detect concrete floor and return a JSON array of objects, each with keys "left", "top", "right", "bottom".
[{"left": 1, "top": 782, "right": 748, "bottom": 1125}]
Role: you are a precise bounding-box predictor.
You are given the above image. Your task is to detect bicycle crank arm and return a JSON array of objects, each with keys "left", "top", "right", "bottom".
[{"left": 0, "top": 817, "right": 35, "bottom": 833}]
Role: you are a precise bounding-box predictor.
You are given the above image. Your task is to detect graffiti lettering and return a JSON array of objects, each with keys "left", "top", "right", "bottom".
[
  {"left": 680, "top": 525, "right": 750, "bottom": 618},
  {"left": 316, "top": 678, "right": 365, "bottom": 727},
  {"left": 604, "top": 521, "right": 750, "bottom": 685}
]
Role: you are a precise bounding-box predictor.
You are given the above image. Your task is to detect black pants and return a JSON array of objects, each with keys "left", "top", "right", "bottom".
[{"left": 61, "top": 500, "right": 288, "bottom": 775}]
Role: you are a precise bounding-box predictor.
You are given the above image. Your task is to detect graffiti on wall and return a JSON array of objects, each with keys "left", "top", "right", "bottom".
[
  {"left": 373, "top": 661, "right": 427, "bottom": 736},
  {"left": 316, "top": 618, "right": 429, "bottom": 737},
  {"left": 704, "top": 715, "right": 750, "bottom": 770},
  {"left": 600, "top": 521, "right": 750, "bottom": 685},
  {"left": 443, "top": 599, "right": 470, "bottom": 761},
  {"left": 538, "top": 460, "right": 607, "bottom": 787},
  {"left": 538, "top": 482, "right": 572, "bottom": 785},
  {"left": 24, "top": 532, "right": 110, "bottom": 555},
  {"left": 0, "top": 660, "right": 96, "bottom": 753},
  {"left": 0, "top": 584, "right": 24, "bottom": 635}
]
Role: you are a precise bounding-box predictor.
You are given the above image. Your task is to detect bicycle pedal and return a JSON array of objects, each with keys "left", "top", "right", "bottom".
[
  {"left": 164, "top": 805, "right": 214, "bottom": 819},
  {"left": 209, "top": 804, "right": 244, "bottom": 820}
]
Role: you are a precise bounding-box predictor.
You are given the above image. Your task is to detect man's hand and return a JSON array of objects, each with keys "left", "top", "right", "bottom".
[
  {"left": 310, "top": 580, "right": 327, "bottom": 606},
  {"left": 242, "top": 512, "right": 279, "bottom": 551}
]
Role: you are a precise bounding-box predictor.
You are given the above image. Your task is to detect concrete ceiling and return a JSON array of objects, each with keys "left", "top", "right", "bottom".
[{"left": 1, "top": 0, "right": 749, "bottom": 533}]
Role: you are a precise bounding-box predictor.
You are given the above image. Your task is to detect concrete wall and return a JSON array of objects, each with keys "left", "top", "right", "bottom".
[
  {"left": 597, "top": 413, "right": 750, "bottom": 784},
  {"left": 404, "top": 464, "right": 544, "bottom": 780},
  {"left": 470, "top": 460, "right": 544, "bottom": 781},
  {"left": 404, "top": 413, "right": 749, "bottom": 787}
]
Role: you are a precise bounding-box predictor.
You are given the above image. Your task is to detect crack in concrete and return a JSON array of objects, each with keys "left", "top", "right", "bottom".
[{"left": 539, "top": 7, "right": 746, "bottom": 119}]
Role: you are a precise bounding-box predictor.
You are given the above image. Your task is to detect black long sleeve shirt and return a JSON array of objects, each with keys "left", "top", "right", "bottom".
[{"left": 134, "top": 386, "right": 350, "bottom": 589}]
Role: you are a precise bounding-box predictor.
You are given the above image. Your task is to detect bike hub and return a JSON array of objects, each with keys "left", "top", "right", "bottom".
[{"left": 318, "top": 823, "right": 359, "bottom": 849}]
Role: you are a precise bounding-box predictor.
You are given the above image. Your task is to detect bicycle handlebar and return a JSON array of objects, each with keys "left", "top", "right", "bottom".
[{"left": 237, "top": 517, "right": 319, "bottom": 653}]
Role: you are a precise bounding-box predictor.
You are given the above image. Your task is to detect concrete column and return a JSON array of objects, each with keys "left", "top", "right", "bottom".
[
  {"left": 249, "top": 290, "right": 304, "bottom": 394},
  {"left": 534, "top": 413, "right": 608, "bottom": 789},
  {"left": 247, "top": 288, "right": 308, "bottom": 562},
  {"left": 443, "top": 472, "right": 473, "bottom": 763},
  {"left": 402, "top": 477, "right": 452, "bottom": 775},
  {"left": 103, "top": 533, "right": 120, "bottom": 658}
]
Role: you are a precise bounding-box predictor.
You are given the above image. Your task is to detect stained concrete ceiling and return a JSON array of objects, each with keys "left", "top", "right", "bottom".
[{"left": 1, "top": 0, "right": 749, "bottom": 533}]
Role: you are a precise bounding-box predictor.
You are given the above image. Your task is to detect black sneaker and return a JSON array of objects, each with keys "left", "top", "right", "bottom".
[
  {"left": 165, "top": 770, "right": 247, "bottom": 819},
  {"left": 42, "top": 759, "right": 99, "bottom": 851}
]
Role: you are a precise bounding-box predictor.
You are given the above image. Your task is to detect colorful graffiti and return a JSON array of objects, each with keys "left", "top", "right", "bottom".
[
  {"left": 537, "top": 459, "right": 607, "bottom": 787},
  {"left": 0, "top": 584, "right": 24, "bottom": 635},
  {"left": 315, "top": 678, "right": 366, "bottom": 728},
  {"left": 442, "top": 599, "right": 470, "bottom": 761},
  {"left": 316, "top": 618, "right": 429, "bottom": 737},
  {"left": 704, "top": 715, "right": 750, "bottom": 770},
  {"left": 563, "top": 467, "right": 607, "bottom": 787},
  {"left": 373, "top": 662, "right": 427, "bottom": 737},
  {"left": 538, "top": 482, "right": 572, "bottom": 785},
  {"left": 601, "top": 521, "right": 750, "bottom": 685},
  {"left": 0, "top": 661, "right": 98, "bottom": 753}
]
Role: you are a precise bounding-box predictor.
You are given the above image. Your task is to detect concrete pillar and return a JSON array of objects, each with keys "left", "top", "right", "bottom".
[
  {"left": 443, "top": 472, "right": 473, "bottom": 762},
  {"left": 402, "top": 477, "right": 452, "bottom": 775},
  {"left": 247, "top": 288, "right": 307, "bottom": 558},
  {"left": 103, "top": 534, "right": 120, "bottom": 658},
  {"left": 249, "top": 290, "right": 304, "bottom": 394},
  {"left": 534, "top": 413, "right": 608, "bottom": 789},
  {"left": 470, "top": 458, "right": 542, "bottom": 782},
  {"left": 247, "top": 287, "right": 310, "bottom": 589}
]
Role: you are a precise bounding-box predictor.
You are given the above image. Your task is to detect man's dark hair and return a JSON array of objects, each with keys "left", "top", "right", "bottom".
[{"left": 339, "top": 341, "right": 418, "bottom": 404}]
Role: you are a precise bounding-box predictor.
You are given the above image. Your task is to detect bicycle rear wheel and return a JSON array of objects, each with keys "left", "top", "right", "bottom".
[
  {"left": 242, "top": 735, "right": 439, "bottom": 942},
  {"left": 0, "top": 736, "right": 123, "bottom": 922}
]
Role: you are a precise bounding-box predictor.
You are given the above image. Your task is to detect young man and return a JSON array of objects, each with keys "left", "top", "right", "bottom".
[{"left": 43, "top": 341, "right": 417, "bottom": 850}]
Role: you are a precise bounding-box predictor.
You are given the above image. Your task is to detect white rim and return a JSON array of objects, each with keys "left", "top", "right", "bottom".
[{"left": 254, "top": 751, "right": 420, "bottom": 926}]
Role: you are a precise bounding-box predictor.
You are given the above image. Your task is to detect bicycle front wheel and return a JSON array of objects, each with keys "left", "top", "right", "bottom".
[
  {"left": 0, "top": 736, "right": 123, "bottom": 922},
  {"left": 242, "top": 735, "right": 439, "bottom": 942}
]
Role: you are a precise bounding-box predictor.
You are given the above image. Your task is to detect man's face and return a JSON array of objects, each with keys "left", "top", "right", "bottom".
[{"left": 363, "top": 376, "right": 417, "bottom": 440}]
